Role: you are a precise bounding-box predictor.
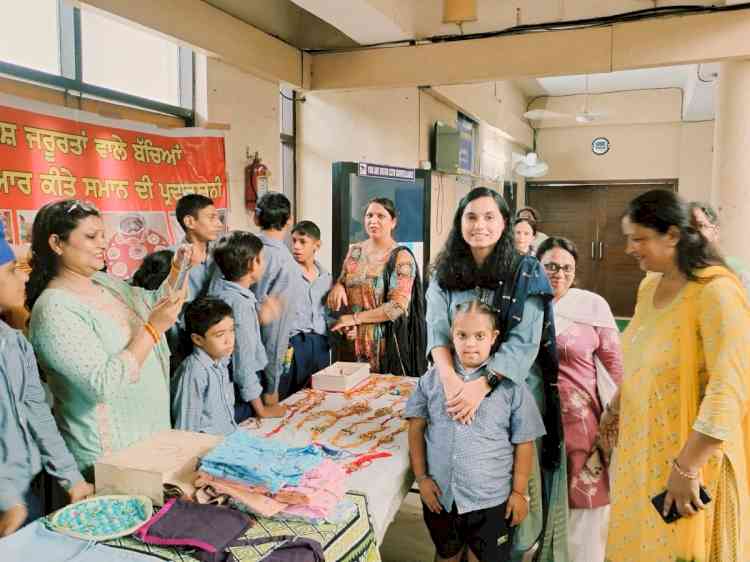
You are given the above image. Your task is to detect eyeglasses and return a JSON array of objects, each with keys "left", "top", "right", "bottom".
[
  {"left": 65, "top": 200, "right": 96, "bottom": 214},
  {"left": 543, "top": 262, "right": 575, "bottom": 274}
]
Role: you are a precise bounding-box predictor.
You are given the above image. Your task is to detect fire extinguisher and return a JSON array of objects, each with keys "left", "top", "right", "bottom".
[{"left": 245, "top": 151, "right": 270, "bottom": 212}]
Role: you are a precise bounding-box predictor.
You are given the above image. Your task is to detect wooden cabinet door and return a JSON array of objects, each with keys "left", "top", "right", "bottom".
[{"left": 525, "top": 185, "right": 601, "bottom": 292}]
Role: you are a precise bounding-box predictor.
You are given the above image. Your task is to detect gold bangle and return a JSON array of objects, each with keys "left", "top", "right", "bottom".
[
  {"left": 672, "top": 459, "right": 699, "bottom": 480},
  {"left": 143, "top": 322, "right": 160, "bottom": 344}
]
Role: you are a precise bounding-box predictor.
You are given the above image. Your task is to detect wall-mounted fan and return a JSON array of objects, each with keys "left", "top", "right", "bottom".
[
  {"left": 523, "top": 75, "right": 607, "bottom": 123},
  {"left": 514, "top": 152, "right": 549, "bottom": 178}
]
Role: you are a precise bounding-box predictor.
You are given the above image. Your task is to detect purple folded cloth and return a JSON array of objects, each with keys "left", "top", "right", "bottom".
[{"left": 135, "top": 499, "right": 251, "bottom": 554}]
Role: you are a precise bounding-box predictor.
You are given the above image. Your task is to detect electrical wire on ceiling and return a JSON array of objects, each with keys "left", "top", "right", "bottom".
[
  {"left": 696, "top": 64, "right": 717, "bottom": 83},
  {"left": 304, "top": 3, "right": 750, "bottom": 54}
]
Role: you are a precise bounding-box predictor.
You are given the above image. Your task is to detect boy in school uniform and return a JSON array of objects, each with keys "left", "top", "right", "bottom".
[
  {"left": 168, "top": 194, "right": 225, "bottom": 369},
  {"left": 405, "top": 300, "right": 545, "bottom": 562},
  {"left": 172, "top": 297, "right": 240, "bottom": 435},
  {"left": 278, "top": 221, "right": 333, "bottom": 400},
  {"left": 208, "top": 231, "right": 285, "bottom": 422},
  {"left": 0, "top": 222, "right": 94, "bottom": 536},
  {"left": 174, "top": 194, "right": 224, "bottom": 299},
  {"left": 252, "top": 192, "right": 305, "bottom": 406}
]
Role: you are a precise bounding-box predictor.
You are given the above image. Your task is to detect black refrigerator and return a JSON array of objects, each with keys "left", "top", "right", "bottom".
[{"left": 331, "top": 161, "right": 432, "bottom": 282}]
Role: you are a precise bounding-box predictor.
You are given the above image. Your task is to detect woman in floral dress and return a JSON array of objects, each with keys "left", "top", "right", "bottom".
[
  {"left": 328, "top": 198, "right": 419, "bottom": 373},
  {"left": 537, "top": 237, "right": 624, "bottom": 562}
]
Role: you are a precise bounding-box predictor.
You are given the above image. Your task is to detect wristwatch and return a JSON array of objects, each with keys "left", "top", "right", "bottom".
[
  {"left": 485, "top": 370, "right": 502, "bottom": 389},
  {"left": 415, "top": 474, "right": 430, "bottom": 484}
]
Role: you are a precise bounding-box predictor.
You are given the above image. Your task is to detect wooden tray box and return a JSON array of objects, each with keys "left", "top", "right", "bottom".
[{"left": 311, "top": 362, "right": 371, "bottom": 392}]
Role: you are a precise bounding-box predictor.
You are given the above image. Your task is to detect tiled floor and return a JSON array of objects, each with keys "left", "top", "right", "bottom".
[
  {"left": 379, "top": 492, "right": 435, "bottom": 562},
  {"left": 379, "top": 493, "right": 538, "bottom": 562}
]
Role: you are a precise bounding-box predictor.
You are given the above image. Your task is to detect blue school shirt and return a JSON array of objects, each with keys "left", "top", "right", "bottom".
[
  {"left": 171, "top": 347, "right": 238, "bottom": 436},
  {"left": 405, "top": 361, "right": 546, "bottom": 514},
  {"left": 252, "top": 233, "right": 305, "bottom": 393},
  {"left": 291, "top": 261, "right": 332, "bottom": 337},
  {"left": 0, "top": 319, "right": 83, "bottom": 510},
  {"left": 208, "top": 279, "right": 265, "bottom": 402}
]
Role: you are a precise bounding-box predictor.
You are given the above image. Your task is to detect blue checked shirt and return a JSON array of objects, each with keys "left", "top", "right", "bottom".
[
  {"left": 208, "top": 279, "right": 265, "bottom": 402},
  {"left": 405, "top": 361, "right": 546, "bottom": 514},
  {"left": 171, "top": 347, "right": 238, "bottom": 436},
  {"left": 291, "top": 261, "right": 332, "bottom": 337},
  {"left": 252, "top": 234, "right": 305, "bottom": 392},
  {"left": 0, "top": 320, "right": 83, "bottom": 510}
]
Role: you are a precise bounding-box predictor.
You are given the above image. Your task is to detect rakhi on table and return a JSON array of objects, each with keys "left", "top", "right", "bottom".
[
  {"left": 329, "top": 416, "right": 407, "bottom": 450},
  {"left": 264, "top": 389, "right": 326, "bottom": 437},
  {"left": 296, "top": 401, "right": 371, "bottom": 439}
]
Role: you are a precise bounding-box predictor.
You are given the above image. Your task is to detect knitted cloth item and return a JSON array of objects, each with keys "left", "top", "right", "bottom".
[
  {"left": 135, "top": 498, "right": 251, "bottom": 553},
  {"left": 199, "top": 431, "right": 324, "bottom": 493},
  {"left": 47, "top": 495, "right": 153, "bottom": 541}
]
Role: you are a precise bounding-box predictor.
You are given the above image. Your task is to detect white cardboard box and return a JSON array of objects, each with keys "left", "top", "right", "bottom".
[
  {"left": 311, "top": 361, "right": 371, "bottom": 392},
  {"left": 94, "top": 429, "right": 222, "bottom": 505}
]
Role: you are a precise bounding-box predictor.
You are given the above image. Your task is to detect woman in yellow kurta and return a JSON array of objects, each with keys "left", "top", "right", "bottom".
[{"left": 603, "top": 189, "right": 750, "bottom": 562}]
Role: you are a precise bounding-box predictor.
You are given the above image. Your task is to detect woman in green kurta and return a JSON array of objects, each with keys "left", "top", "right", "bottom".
[{"left": 26, "top": 200, "right": 189, "bottom": 478}]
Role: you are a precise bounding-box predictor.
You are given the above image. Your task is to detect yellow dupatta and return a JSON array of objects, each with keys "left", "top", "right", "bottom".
[{"left": 675, "top": 266, "right": 750, "bottom": 561}]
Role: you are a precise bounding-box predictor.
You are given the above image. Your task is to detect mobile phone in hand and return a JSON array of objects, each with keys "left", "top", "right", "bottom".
[
  {"left": 173, "top": 245, "right": 192, "bottom": 291},
  {"left": 651, "top": 486, "right": 711, "bottom": 524}
]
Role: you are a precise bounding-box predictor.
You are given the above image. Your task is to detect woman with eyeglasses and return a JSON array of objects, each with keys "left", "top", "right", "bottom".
[
  {"left": 536, "top": 237, "right": 624, "bottom": 562},
  {"left": 25, "top": 200, "right": 194, "bottom": 479},
  {"left": 688, "top": 200, "right": 750, "bottom": 296},
  {"left": 426, "top": 187, "right": 567, "bottom": 561}
]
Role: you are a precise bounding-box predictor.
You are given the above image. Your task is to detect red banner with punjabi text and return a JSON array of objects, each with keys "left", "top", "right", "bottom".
[{"left": 0, "top": 96, "right": 228, "bottom": 279}]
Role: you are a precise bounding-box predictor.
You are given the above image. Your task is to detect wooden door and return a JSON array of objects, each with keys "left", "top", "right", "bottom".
[
  {"left": 595, "top": 185, "right": 648, "bottom": 316},
  {"left": 525, "top": 185, "right": 601, "bottom": 294},
  {"left": 596, "top": 183, "right": 675, "bottom": 317},
  {"left": 526, "top": 180, "right": 677, "bottom": 318}
]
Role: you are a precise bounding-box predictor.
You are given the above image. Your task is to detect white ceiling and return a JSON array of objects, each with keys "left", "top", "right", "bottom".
[
  {"left": 516, "top": 64, "right": 719, "bottom": 121},
  {"left": 207, "top": 0, "right": 722, "bottom": 50},
  {"left": 203, "top": 0, "right": 720, "bottom": 122},
  {"left": 517, "top": 66, "right": 693, "bottom": 97}
]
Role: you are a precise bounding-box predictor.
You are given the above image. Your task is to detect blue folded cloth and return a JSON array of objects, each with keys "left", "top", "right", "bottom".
[{"left": 199, "top": 431, "right": 324, "bottom": 493}]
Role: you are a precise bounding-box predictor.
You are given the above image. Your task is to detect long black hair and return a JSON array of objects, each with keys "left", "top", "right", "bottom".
[
  {"left": 131, "top": 250, "right": 174, "bottom": 290},
  {"left": 433, "top": 187, "right": 516, "bottom": 291},
  {"left": 625, "top": 189, "right": 725, "bottom": 280},
  {"left": 26, "top": 199, "right": 101, "bottom": 311}
]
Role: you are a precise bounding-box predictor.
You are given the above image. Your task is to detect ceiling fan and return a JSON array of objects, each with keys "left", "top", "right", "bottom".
[{"left": 523, "top": 75, "right": 607, "bottom": 123}]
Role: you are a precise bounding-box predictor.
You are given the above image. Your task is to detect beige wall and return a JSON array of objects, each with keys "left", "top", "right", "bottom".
[
  {"left": 198, "top": 58, "right": 281, "bottom": 232},
  {"left": 679, "top": 121, "right": 714, "bottom": 203},
  {"left": 534, "top": 89, "right": 714, "bottom": 201},
  {"left": 538, "top": 122, "right": 682, "bottom": 181},
  {"left": 297, "top": 87, "right": 420, "bottom": 269},
  {"left": 433, "top": 82, "right": 533, "bottom": 147}
]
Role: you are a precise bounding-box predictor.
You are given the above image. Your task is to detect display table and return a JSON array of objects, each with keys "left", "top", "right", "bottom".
[
  {"left": 11, "top": 375, "right": 416, "bottom": 562},
  {"left": 246, "top": 374, "right": 417, "bottom": 545},
  {"left": 104, "top": 490, "right": 380, "bottom": 562}
]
